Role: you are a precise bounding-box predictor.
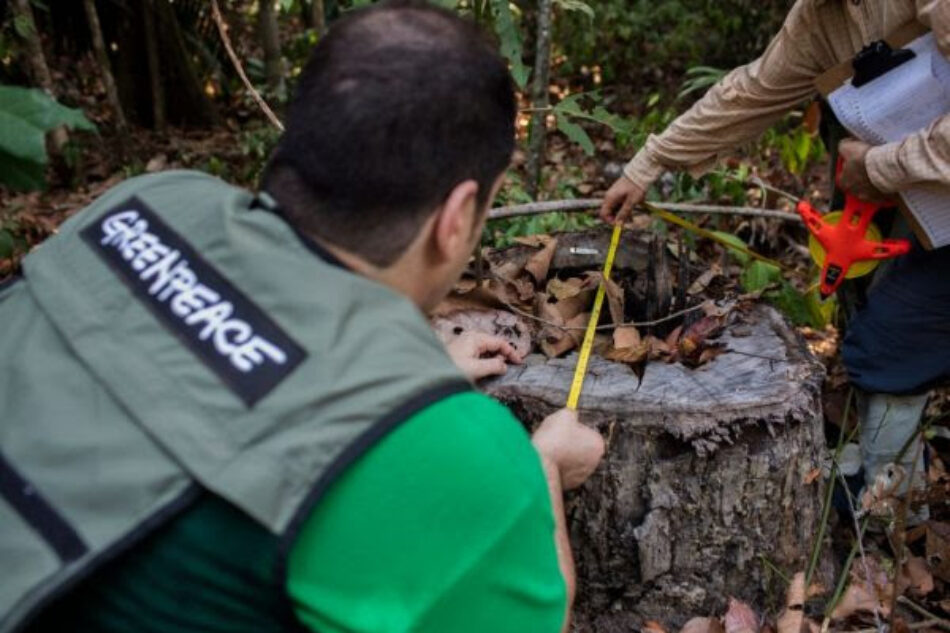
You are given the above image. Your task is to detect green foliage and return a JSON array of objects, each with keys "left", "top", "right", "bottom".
[
  {"left": 554, "top": 0, "right": 791, "bottom": 87},
  {"left": 552, "top": 91, "right": 634, "bottom": 155},
  {"left": 488, "top": 212, "right": 597, "bottom": 248},
  {"left": 489, "top": 0, "right": 529, "bottom": 88},
  {"left": 487, "top": 169, "right": 597, "bottom": 247},
  {"left": 715, "top": 230, "right": 834, "bottom": 328},
  {"left": 0, "top": 84, "right": 96, "bottom": 191},
  {"left": 762, "top": 125, "right": 826, "bottom": 176},
  {"left": 678, "top": 65, "right": 727, "bottom": 100},
  {"left": 239, "top": 124, "right": 282, "bottom": 183}
]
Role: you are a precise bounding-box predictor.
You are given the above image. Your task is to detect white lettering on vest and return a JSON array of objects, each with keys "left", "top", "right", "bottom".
[{"left": 97, "top": 210, "right": 288, "bottom": 373}]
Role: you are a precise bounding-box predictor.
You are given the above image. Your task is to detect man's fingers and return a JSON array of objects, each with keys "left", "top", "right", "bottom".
[
  {"left": 599, "top": 193, "right": 620, "bottom": 223},
  {"left": 617, "top": 194, "right": 637, "bottom": 223},
  {"left": 475, "top": 335, "right": 521, "bottom": 363},
  {"left": 472, "top": 356, "right": 508, "bottom": 379}
]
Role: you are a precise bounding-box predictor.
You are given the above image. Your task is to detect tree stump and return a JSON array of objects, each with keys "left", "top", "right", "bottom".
[{"left": 486, "top": 296, "right": 828, "bottom": 630}]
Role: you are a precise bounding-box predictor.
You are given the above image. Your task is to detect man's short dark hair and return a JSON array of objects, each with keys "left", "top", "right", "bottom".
[{"left": 263, "top": 0, "right": 516, "bottom": 266}]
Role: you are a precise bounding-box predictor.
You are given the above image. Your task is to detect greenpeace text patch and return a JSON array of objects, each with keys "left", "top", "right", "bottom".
[{"left": 81, "top": 197, "right": 306, "bottom": 406}]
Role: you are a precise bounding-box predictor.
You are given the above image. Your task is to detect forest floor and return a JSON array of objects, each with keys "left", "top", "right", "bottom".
[{"left": 2, "top": 50, "right": 950, "bottom": 633}]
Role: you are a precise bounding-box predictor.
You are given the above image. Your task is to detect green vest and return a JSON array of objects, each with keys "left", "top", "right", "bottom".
[{"left": 0, "top": 171, "right": 468, "bottom": 633}]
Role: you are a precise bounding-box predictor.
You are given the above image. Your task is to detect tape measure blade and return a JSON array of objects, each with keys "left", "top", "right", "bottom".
[{"left": 566, "top": 223, "right": 623, "bottom": 409}]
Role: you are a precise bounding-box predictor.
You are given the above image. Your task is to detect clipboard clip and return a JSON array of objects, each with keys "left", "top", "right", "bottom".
[{"left": 852, "top": 40, "right": 916, "bottom": 88}]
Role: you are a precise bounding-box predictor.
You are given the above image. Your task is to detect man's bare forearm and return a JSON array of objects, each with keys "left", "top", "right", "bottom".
[{"left": 537, "top": 454, "right": 576, "bottom": 633}]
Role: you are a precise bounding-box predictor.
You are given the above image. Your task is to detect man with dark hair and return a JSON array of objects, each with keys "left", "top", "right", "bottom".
[{"left": 0, "top": 3, "right": 603, "bottom": 632}]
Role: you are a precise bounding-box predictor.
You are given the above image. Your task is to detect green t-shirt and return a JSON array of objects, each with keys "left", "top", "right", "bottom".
[{"left": 28, "top": 392, "right": 565, "bottom": 633}]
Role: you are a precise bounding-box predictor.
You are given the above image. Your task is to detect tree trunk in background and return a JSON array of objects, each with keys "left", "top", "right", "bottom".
[
  {"left": 83, "top": 0, "right": 128, "bottom": 132},
  {"left": 525, "top": 0, "right": 553, "bottom": 199},
  {"left": 258, "top": 0, "right": 286, "bottom": 97},
  {"left": 311, "top": 0, "right": 327, "bottom": 36},
  {"left": 142, "top": 0, "right": 166, "bottom": 131},
  {"left": 11, "top": 0, "right": 69, "bottom": 151}
]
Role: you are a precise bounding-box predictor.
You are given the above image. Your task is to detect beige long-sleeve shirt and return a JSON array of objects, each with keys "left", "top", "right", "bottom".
[{"left": 624, "top": 0, "right": 950, "bottom": 195}]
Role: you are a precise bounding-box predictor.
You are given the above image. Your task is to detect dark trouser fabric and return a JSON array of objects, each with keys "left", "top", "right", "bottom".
[{"left": 842, "top": 239, "right": 950, "bottom": 395}]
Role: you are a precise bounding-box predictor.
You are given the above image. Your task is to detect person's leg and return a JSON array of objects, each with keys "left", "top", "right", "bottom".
[{"left": 843, "top": 238, "right": 950, "bottom": 498}]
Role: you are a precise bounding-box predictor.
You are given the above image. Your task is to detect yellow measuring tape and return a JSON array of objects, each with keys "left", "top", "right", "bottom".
[
  {"left": 566, "top": 222, "right": 623, "bottom": 410},
  {"left": 565, "top": 203, "right": 782, "bottom": 409}
]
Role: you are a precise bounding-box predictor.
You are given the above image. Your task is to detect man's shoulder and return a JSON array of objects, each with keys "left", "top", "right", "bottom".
[{"left": 287, "top": 391, "right": 560, "bottom": 633}]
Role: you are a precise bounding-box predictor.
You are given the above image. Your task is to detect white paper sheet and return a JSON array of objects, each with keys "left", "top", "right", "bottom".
[{"left": 828, "top": 32, "right": 950, "bottom": 248}]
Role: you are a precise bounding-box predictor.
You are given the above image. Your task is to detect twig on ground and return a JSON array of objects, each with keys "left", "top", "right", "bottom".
[
  {"left": 838, "top": 470, "right": 886, "bottom": 633},
  {"left": 808, "top": 389, "right": 855, "bottom": 588},
  {"left": 716, "top": 171, "right": 803, "bottom": 205},
  {"left": 498, "top": 296, "right": 707, "bottom": 332},
  {"left": 897, "top": 597, "right": 950, "bottom": 632},
  {"left": 853, "top": 619, "right": 945, "bottom": 633},
  {"left": 488, "top": 198, "right": 801, "bottom": 222},
  {"left": 210, "top": 0, "right": 285, "bottom": 132}
]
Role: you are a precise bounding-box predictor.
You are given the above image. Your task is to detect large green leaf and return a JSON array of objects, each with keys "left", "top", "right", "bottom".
[
  {"left": 554, "top": 92, "right": 634, "bottom": 137},
  {"left": 740, "top": 260, "right": 781, "bottom": 293},
  {"left": 0, "top": 85, "right": 95, "bottom": 134},
  {"left": 0, "top": 85, "right": 96, "bottom": 191},
  {"left": 556, "top": 115, "right": 594, "bottom": 155},
  {"left": 491, "top": 0, "right": 529, "bottom": 88},
  {"left": 0, "top": 150, "right": 47, "bottom": 191}
]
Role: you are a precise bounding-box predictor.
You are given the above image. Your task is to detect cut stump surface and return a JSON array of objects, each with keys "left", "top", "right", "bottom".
[{"left": 485, "top": 304, "right": 828, "bottom": 631}]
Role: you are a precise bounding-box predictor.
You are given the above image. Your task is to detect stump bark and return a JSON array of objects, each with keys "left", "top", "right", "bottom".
[{"left": 486, "top": 303, "right": 828, "bottom": 631}]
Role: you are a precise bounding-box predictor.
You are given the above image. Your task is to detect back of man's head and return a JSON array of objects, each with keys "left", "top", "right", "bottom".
[{"left": 263, "top": 0, "right": 516, "bottom": 267}]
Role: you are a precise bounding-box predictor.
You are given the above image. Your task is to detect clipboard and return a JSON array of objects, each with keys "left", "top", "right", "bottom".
[
  {"left": 815, "top": 21, "right": 929, "bottom": 97},
  {"left": 815, "top": 21, "right": 943, "bottom": 250}
]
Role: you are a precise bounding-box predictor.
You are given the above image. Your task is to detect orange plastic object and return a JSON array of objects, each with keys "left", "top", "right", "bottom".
[{"left": 797, "top": 160, "right": 911, "bottom": 298}]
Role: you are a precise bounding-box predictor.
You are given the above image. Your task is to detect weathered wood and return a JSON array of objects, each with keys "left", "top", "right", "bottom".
[
  {"left": 487, "top": 305, "right": 828, "bottom": 630},
  {"left": 478, "top": 228, "right": 830, "bottom": 630}
]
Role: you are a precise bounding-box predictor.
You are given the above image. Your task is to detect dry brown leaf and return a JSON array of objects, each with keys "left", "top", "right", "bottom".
[
  {"left": 525, "top": 236, "right": 558, "bottom": 283},
  {"left": 512, "top": 235, "right": 549, "bottom": 248},
  {"left": 604, "top": 276, "right": 625, "bottom": 325},
  {"left": 548, "top": 277, "right": 585, "bottom": 300},
  {"left": 644, "top": 620, "right": 669, "bottom": 633},
  {"left": 455, "top": 278, "right": 478, "bottom": 294},
  {"left": 904, "top": 556, "right": 934, "bottom": 596},
  {"left": 540, "top": 312, "right": 588, "bottom": 358},
  {"left": 830, "top": 582, "right": 887, "bottom": 620},
  {"left": 664, "top": 325, "right": 683, "bottom": 350},
  {"left": 926, "top": 521, "right": 950, "bottom": 583},
  {"left": 579, "top": 271, "right": 625, "bottom": 325},
  {"left": 551, "top": 293, "right": 595, "bottom": 322},
  {"left": 777, "top": 573, "right": 806, "bottom": 633},
  {"left": 860, "top": 463, "right": 906, "bottom": 517},
  {"left": 491, "top": 259, "right": 524, "bottom": 283},
  {"left": 644, "top": 335, "right": 672, "bottom": 361},
  {"left": 803, "top": 101, "right": 822, "bottom": 136},
  {"left": 831, "top": 557, "right": 892, "bottom": 620},
  {"left": 605, "top": 342, "right": 650, "bottom": 365},
  {"left": 680, "top": 617, "right": 724, "bottom": 633},
  {"left": 724, "top": 597, "right": 759, "bottom": 633},
  {"left": 688, "top": 264, "right": 723, "bottom": 296},
  {"left": 614, "top": 326, "right": 642, "bottom": 350},
  {"left": 803, "top": 468, "right": 822, "bottom": 485}
]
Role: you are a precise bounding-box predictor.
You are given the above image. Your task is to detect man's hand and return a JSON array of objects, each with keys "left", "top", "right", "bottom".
[
  {"left": 532, "top": 408, "right": 605, "bottom": 490},
  {"left": 838, "top": 139, "right": 888, "bottom": 202},
  {"left": 599, "top": 175, "right": 647, "bottom": 223},
  {"left": 445, "top": 331, "right": 522, "bottom": 381}
]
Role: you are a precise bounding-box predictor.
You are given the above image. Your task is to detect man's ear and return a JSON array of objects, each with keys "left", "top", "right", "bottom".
[{"left": 432, "top": 179, "right": 480, "bottom": 262}]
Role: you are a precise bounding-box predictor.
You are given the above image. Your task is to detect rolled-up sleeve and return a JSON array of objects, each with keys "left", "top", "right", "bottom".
[{"left": 624, "top": 0, "right": 831, "bottom": 189}]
